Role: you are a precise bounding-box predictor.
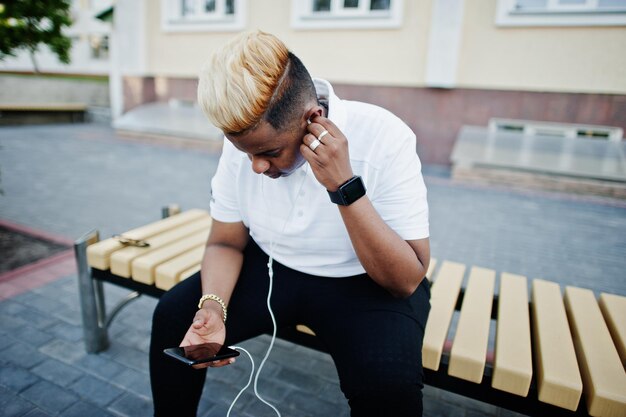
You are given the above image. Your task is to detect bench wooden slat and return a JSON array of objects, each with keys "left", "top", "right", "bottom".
[
  {"left": 131, "top": 229, "right": 209, "bottom": 284},
  {"left": 564, "top": 286, "right": 626, "bottom": 417},
  {"left": 296, "top": 325, "right": 316, "bottom": 336},
  {"left": 599, "top": 293, "right": 626, "bottom": 366},
  {"left": 531, "top": 279, "right": 582, "bottom": 411},
  {"left": 491, "top": 272, "right": 532, "bottom": 396},
  {"left": 448, "top": 266, "right": 496, "bottom": 383},
  {"left": 110, "top": 216, "right": 212, "bottom": 278},
  {"left": 180, "top": 265, "right": 201, "bottom": 282},
  {"left": 426, "top": 258, "right": 437, "bottom": 281},
  {"left": 155, "top": 246, "right": 205, "bottom": 290},
  {"left": 80, "top": 208, "right": 626, "bottom": 416},
  {"left": 423, "top": 261, "right": 466, "bottom": 371},
  {"left": 86, "top": 209, "right": 209, "bottom": 270},
  {"left": 0, "top": 103, "right": 87, "bottom": 111}
]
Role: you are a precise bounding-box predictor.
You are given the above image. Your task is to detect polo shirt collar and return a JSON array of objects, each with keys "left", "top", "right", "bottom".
[{"left": 313, "top": 78, "right": 347, "bottom": 133}]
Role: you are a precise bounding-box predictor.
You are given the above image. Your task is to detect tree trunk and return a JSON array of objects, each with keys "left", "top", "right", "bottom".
[
  {"left": 25, "top": 17, "right": 40, "bottom": 74},
  {"left": 29, "top": 48, "right": 39, "bottom": 74}
]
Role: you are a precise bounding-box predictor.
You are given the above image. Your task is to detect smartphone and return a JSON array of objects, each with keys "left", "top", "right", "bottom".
[{"left": 164, "top": 342, "right": 240, "bottom": 366}]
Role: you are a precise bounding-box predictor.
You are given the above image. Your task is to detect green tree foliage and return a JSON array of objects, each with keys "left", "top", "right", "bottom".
[{"left": 0, "top": 0, "right": 73, "bottom": 72}]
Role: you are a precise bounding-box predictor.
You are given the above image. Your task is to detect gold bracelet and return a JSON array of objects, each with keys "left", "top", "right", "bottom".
[{"left": 198, "top": 294, "right": 227, "bottom": 323}]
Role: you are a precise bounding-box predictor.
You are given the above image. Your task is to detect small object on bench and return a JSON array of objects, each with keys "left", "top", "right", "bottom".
[{"left": 112, "top": 235, "right": 151, "bottom": 247}]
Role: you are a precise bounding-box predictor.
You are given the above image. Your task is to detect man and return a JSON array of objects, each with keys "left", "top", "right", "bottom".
[{"left": 150, "top": 30, "right": 431, "bottom": 417}]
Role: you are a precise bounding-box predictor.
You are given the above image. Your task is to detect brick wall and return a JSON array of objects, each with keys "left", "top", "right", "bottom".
[{"left": 122, "top": 76, "right": 626, "bottom": 165}]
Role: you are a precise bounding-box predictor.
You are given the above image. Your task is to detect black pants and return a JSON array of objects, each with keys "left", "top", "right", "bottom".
[{"left": 150, "top": 240, "right": 430, "bottom": 417}]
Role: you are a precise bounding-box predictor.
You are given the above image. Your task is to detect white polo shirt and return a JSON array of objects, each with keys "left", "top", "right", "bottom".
[{"left": 209, "top": 79, "right": 429, "bottom": 277}]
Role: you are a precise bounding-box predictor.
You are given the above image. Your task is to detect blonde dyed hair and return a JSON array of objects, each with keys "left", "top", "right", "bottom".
[{"left": 198, "top": 31, "right": 291, "bottom": 135}]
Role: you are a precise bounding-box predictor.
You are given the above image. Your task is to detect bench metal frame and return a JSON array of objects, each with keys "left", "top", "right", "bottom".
[{"left": 74, "top": 231, "right": 591, "bottom": 417}]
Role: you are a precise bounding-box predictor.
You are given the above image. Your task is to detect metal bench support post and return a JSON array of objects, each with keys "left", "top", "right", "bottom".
[
  {"left": 75, "top": 230, "right": 109, "bottom": 353},
  {"left": 75, "top": 207, "right": 177, "bottom": 353}
]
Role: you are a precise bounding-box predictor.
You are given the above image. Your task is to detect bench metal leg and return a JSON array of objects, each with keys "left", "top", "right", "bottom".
[
  {"left": 75, "top": 230, "right": 109, "bottom": 353},
  {"left": 75, "top": 207, "right": 179, "bottom": 353},
  {"left": 105, "top": 290, "right": 141, "bottom": 328},
  {"left": 75, "top": 230, "right": 147, "bottom": 353}
]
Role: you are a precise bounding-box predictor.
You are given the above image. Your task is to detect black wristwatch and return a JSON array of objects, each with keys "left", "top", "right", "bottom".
[{"left": 328, "top": 176, "right": 366, "bottom": 206}]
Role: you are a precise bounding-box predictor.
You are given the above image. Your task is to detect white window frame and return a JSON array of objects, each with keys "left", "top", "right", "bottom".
[
  {"left": 496, "top": 0, "right": 626, "bottom": 26},
  {"left": 161, "top": 0, "right": 246, "bottom": 32},
  {"left": 291, "top": 0, "right": 403, "bottom": 30}
]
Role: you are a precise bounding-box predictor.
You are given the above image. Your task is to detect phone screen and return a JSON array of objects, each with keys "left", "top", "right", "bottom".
[{"left": 164, "top": 343, "right": 240, "bottom": 366}]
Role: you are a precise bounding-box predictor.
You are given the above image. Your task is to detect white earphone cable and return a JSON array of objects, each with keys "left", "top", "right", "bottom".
[
  {"left": 227, "top": 165, "right": 309, "bottom": 416},
  {"left": 225, "top": 346, "right": 254, "bottom": 417}
]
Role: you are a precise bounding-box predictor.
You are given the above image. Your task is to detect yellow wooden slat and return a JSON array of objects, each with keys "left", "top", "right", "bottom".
[
  {"left": 155, "top": 246, "right": 205, "bottom": 291},
  {"left": 179, "top": 265, "right": 201, "bottom": 282},
  {"left": 110, "top": 216, "right": 211, "bottom": 278},
  {"left": 492, "top": 272, "right": 532, "bottom": 397},
  {"left": 426, "top": 258, "right": 437, "bottom": 282},
  {"left": 0, "top": 103, "right": 87, "bottom": 111},
  {"left": 86, "top": 209, "right": 208, "bottom": 270},
  {"left": 532, "top": 279, "right": 582, "bottom": 411},
  {"left": 296, "top": 325, "right": 316, "bottom": 336},
  {"left": 422, "top": 261, "right": 466, "bottom": 371},
  {"left": 448, "top": 266, "right": 496, "bottom": 383},
  {"left": 599, "top": 293, "right": 626, "bottom": 367},
  {"left": 564, "top": 286, "right": 626, "bottom": 417},
  {"left": 131, "top": 229, "right": 209, "bottom": 284}
]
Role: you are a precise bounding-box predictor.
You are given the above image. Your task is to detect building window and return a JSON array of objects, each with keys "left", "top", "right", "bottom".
[
  {"left": 496, "top": 0, "right": 626, "bottom": 26},
  {"left": 89, "top": 34, "right": 109, "bottom": 59},
  {"left": 162, "top": 0, "right": 245, "bottom": 32},
  {"left": 292, "top": 0, "right": 402, "bottom": 30}
]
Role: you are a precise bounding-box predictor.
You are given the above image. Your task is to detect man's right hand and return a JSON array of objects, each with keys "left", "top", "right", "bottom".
[
  {"left": 183, "top": 218, "right": 249, "bottom": 369},
  {"left": 180, "top": 307, "right": 231, "bottom": 369}
]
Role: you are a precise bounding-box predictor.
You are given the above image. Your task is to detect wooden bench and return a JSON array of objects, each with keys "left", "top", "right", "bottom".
[
  {"left": 74, "top": 208, "right": 626, "bottom": 417},
  {"left": 0, "top": 103, "right": 87, "bottom": 125}
]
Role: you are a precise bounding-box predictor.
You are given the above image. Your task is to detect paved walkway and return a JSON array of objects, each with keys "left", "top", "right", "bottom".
[{"left": 1, "top": 123, "right": 625, "bottom": 417}]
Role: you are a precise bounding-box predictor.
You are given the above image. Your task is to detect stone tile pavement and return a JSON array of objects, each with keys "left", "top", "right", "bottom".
[{"left": 0, "top": 123, "right": 625, "bottom": 416}]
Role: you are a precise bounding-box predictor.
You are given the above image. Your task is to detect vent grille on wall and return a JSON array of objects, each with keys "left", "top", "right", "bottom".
[{"left": 488, "top": 119, "right": 623, "bottom": 141}]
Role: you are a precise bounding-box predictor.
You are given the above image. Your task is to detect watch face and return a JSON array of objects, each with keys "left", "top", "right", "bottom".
[
  {"left": 341, "top": 176, "right": 366, "bottom": 205},
  {"left": 329, "top": 176, "right": 366, "bottom": 205}
]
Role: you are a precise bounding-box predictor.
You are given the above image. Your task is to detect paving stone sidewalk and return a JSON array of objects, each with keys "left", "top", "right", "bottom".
[{"left": 1, "top": 123, "right": 625, "bottom": 417}]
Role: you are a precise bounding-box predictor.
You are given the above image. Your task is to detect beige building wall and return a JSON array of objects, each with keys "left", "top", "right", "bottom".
[
  {"left": 457, "top": 0, "right": 626, "bottom": 94},
  {"left": 128, "top": 1, "right": 625, "bottom": 165},
  {"left": 145, "top": 1, "right": 626, "bottom": 94},
  {"left": 145, "top": 0, "right": 430, "bottom": 86}
]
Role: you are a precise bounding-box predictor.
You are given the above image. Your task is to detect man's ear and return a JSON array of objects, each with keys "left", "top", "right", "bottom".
[{"left": 305, "top": 106, "right": 324, "bottom": 124}]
